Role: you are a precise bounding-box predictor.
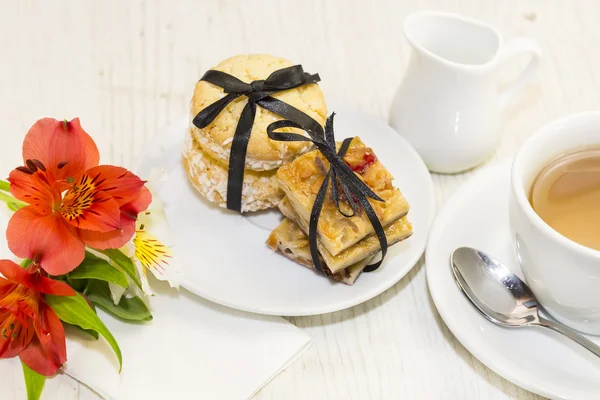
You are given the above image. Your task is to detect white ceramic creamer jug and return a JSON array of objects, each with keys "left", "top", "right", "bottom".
[{"left": 390, "top": 11, "right": 541, "bottom": 173}]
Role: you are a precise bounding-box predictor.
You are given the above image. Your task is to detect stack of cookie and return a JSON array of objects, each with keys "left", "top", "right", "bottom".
[
  {"left": 183, "top": 54, "right": 328, "bottom": 212},
  {"left": 267, "top": 137, "right": 413, "bottom": 284}
]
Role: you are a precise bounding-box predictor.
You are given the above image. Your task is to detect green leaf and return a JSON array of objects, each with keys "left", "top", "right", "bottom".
[
  {"left": 21, "top": 361, "right": 46, "bottom": 400},
  {"left": 69, "top": 252, "right": 129, "bottom": 288},
  {"left": 65, "top": 276, "right": 86, "bottom": 292},
  {"left": 0, "top": 179, "right": 9, "bottom": 192},
  {"left": 87, "top": 280, "right": 152, "bottom": 322},
  {"left": 100, "top": 249, "right": 142, "bottom": 289},
  {"left": 65, "top": 323, "right": 100, "bottom": 340},
  {"left": 46, "top": 293, "right": 122, "bottom": 372}
]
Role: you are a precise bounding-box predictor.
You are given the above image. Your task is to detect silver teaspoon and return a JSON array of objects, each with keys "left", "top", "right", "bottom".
[{"left": 450, "top": 247, "right": 600, "bottom": 357}]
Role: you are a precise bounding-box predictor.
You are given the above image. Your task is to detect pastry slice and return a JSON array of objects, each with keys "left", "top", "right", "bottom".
[
  {"left": 276, "top": 137, "right": 410, "bottom": 256},
  {"left": 267, "top": 218, "right": 375, "bottom": 285},
  {"left": 278, "top": 197, "right": 412, "bottom": 273}
]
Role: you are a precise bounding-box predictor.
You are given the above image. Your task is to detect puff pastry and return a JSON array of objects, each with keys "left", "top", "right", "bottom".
[
  {"left": 276, "top": 137, "right": 410, "bottom": 256},
  {"left": 267, "top": 218, "right": 375, "bottom": 285},
  {"left": 278, "top": 197, "right": 412, "bottom": 273}
]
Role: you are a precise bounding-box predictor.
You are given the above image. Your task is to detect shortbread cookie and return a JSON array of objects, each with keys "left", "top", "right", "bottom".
[
  {"left": 182, "top": 129, "right": 283, "bottom": 212},
  {"left": 191, "top": 54, "right": 327, "bottom": 171},
  {"left": 276, "top": 137, "right": 410, "bottom": 256}
]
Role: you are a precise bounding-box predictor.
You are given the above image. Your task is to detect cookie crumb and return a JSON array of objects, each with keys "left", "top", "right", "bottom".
[{"left": 523, "top": 11, "right": 537, "bottom": 22}]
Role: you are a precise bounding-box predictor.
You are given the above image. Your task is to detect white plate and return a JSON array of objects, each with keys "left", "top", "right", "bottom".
[
  {"left": 426, "top": 162, "right": 600, "bottom": 400},
  {"left": 137, "top": 107, "right": 434, "bottom": 316}
]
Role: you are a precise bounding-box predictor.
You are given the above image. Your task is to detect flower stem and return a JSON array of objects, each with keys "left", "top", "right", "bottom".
[{"left": 0, "top": 180, "right": 9, "bottom": 192}]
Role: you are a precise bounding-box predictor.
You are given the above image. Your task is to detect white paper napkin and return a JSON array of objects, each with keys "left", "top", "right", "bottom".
[{"left": 64, "top": 281, "right": 311, "bottom": 400}]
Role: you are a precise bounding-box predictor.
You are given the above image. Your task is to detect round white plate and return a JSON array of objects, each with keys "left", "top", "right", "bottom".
[
  {"left": 137, "top": 107, "right": 434, "bottom": 316},
  {"left": 426, "top": 162, "right": 600, "bottom": 400}
]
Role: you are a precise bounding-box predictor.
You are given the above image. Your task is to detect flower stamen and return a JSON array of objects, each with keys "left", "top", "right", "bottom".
[
  {"left": 16, "top": 167, "right": 34, "bottom": 175},
  {"left": 26, "top": 159, "right": 46, "bottom": 172}
]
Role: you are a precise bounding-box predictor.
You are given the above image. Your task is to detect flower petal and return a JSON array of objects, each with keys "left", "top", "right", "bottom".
[
  {"left": 7, "top": 208, "right": 85, "bottom": 275},
  {"left": 82, "top": 166, "right": 146, "bottom": 207},
  {"left": 134, "top": 230, "right": 181, "bottom": 289},
  {"left": 108, "top": 282, "right": 126, "bottom": 305},
  {"left": 60, "top": 173, "right": 121, "bottom": 232},
  {"left": 0, "top": 311, "right": 35, "bottom": 359},
  {"left": 22, "top": 118, "right": 99, "bottom": 182},
  {"left": 133, "top": 257, "right": 154, "bottom": 296},
  {"left": 0, "top": 282, "right": 40, "bottom": 325},
  {"left": 0, "top": 261, "right": 74, "bottom": 296},
  {"left": 119, "top": 240, "right": 136, "bottom": 259},
  {"left": 8, "top": 169, "right": 59, "bottom": 215},
  {"left": 19, "top": 303, "right": 66, "bottom": 376},
  {"left": 125, "top": 185, "right": 152, "bottom": 215},
  {"left": 78, "top": 214, "right": 136, "bottom": 250},
  {"left": 0, "top": 260, "right": 28, "bottom": 283},
  {"left": 136, "top": 193, "right": 173, "bottom": 246},
  {"left": 28, "top": 276, "right": 75, "bottom": 297}
]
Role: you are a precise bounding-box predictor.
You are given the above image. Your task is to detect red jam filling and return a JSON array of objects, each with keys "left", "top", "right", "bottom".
[{"left": 348, "top": 152, "right": 378, "bottom": 174}]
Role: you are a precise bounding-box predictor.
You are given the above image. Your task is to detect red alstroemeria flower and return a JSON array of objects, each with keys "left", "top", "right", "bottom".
[
  {"left": 0, "top": 260, "right": 75, "bottom": 376},
  {"left": 6, "top": 118, "right": 152, "bottom": 275}
]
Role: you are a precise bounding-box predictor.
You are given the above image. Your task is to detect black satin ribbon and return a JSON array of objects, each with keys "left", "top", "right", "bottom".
[
  {"left": 192, "top": 65, "right": 323, "bottom": 211},
  {"left": 267, "top": 113, "right": 388, "bottom": 274}
]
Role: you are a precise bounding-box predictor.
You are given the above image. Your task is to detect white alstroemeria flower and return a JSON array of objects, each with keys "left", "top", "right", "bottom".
[{"left": 119, "top": 168, "right": 183, "bottom": 296}]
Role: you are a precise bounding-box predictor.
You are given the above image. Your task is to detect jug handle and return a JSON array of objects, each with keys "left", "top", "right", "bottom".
[{"left": 498, "top": 38, "right": 542, "bottom": 110}]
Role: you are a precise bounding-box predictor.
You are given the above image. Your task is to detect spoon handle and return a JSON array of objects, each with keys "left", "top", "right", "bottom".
[{"left": 537, "top": 316, "right": 600, "bottom": 357}]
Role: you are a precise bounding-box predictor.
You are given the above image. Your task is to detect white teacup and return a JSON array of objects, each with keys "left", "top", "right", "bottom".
[{"left": 510, "top": 112, "right": 600, "bottom": 335}]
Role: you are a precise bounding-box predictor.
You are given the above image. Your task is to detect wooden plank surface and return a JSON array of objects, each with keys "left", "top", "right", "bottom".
[{"left": 2, "top": 0, "right": 599, "bottom": 398}]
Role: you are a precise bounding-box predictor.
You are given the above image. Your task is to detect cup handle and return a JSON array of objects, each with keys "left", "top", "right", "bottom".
[{"left": 498, "top": 38, "right": 542, "bottom": 109}]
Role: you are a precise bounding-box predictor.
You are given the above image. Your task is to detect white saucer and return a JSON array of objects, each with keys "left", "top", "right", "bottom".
[
  {"left": 426, "top": 162, "right": 600, "bottom": 400},
  {"left": 136, "top": 107, "right": 434, "bottom": 316}
]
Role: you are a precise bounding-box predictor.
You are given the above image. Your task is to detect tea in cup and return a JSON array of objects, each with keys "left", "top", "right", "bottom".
[
  {"left": 530, "top": 146, "right": 600, "bottom": 252},
  {"left": 510, "top": 112, "right": 600, "bottom": 335}
]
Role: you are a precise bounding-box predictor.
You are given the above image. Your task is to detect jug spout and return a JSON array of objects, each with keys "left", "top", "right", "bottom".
[{"left": 404, "top": 11, "right": 501, "bottom": 69}]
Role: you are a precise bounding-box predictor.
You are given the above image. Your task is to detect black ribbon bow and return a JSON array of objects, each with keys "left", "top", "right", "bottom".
[
  {"left": 267, "top": 113, "right": 388, "bottom": 274},
  {"left": 192, "top": 65, "right": 323, "bottom": 211}
]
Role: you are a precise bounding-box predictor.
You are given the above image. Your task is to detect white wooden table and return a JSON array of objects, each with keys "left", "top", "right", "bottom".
[{"left": 1, "top": 0, "right": 599, "bottom": 398}]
